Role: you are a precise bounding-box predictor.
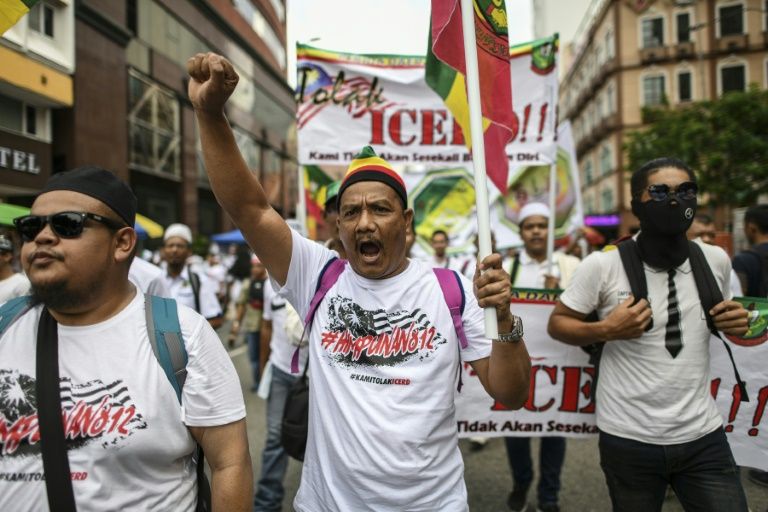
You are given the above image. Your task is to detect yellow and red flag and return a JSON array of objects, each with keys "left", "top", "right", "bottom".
[
  {"left": 0, "top": 0, "right": 39, "bottom": 35},
  {"left": 426, "top": 0, "right": 517, "bottom": 193},
  {"left": 303, "top": 165, "right": 334, "bottom": 239}
]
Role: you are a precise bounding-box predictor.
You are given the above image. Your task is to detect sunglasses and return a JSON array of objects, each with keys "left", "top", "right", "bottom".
[
  {"left": 13, "top": 211, "right": 127, "bottom": 242},
  {"left": 646, "top": 181, "right": 698, "bottom": 202}
]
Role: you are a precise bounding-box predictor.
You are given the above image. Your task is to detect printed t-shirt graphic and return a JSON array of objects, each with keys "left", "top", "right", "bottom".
[
  {"left": 275, "top": 230, "right": 491, "bottom": 512},
  {"left": 0, "top": 291, "right": 245, "bottom": 512}
]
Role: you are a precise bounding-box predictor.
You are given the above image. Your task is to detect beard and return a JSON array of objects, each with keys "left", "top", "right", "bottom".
[{"left": 30, "top": 277, "right": 105, "bottom": 313}]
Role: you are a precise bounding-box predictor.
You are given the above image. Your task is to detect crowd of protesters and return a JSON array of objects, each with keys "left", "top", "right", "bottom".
[{"left": 0, "top": 50, "right": 765, "bottom": 512}]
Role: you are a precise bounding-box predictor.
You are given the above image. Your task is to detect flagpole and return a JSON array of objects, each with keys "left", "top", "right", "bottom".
[
  {"left": 460, "top": 0, "right": 498, "bottom": 339},
  {"left": 546, "top": 162, "right": 557, "bottom": 275}
]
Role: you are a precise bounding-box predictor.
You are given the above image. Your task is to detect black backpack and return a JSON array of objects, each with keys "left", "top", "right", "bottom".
[{"left": 584, "top": 239, "right": 748, "bottom": 403}]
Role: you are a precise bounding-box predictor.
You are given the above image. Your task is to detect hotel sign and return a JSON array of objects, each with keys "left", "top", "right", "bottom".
[{"left": 0, "top": 146, "right": 42, "bottom": 175}]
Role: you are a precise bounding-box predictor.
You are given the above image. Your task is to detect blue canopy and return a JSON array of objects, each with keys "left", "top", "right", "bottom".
[{"left": 210, "top": 229, "right": 247, "bottom": 244}]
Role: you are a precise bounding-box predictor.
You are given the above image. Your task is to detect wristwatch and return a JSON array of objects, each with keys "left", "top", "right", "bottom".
[{"left": 496, "top": 315, "right": 524, "bottom": 343}]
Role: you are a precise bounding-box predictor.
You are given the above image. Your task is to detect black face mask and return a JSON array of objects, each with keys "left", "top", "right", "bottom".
[
  {"left": 632, "top": 196, "right": 696, "bottom": 236},
  {"left": 632, "top": 196, "right": 697, "bottom": 269}
]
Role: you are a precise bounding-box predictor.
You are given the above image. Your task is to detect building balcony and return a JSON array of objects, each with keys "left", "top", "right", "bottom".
[
  {"left": 674, "top": 41, "right": 696, "bottom": 60},
  {"left": 639, "top": 45, "right": 670, "bottom": 64},
  {"left": 715, "top": 33, "right": 749, "bottom": 53}
]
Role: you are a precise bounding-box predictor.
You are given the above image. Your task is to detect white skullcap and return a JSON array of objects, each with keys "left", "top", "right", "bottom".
[
  {"left": 518, "top": 202, "right": 551, "bottom": 225},
  {"left": 164, "top": 223, "right": 193, "bottom": 244}
]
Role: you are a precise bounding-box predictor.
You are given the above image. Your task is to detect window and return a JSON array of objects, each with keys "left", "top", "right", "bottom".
[
  {"left": 643, "top": 75, "right": 666, "bottom": 106},
  {"left": 678, "top": 71, "right": 692, "bottom": 102},
  {"left": 721, "top": 64, "right": 746, "bottom": 93},
  {"left": 584, "top": 160, "right": 593, "bottom": 185},
  {"left": 676, "top": 13, "right": 691, "bottom": 43},
  {"left": 232, "top": 0, "right": 286, "bottom": 67},
  {"left": 28, "top": 2, "right": 54, "bottom": 37},
  {"left": 641, "top": 17, "right": 664, "bottom": 48},
  {"left": 25, "top": 105, "right": 37, "bottom": 136},
  {"left": 718, "top": 4, "right": 744, "bottom": 36},
  {"left": 606, "top": 83, "right": 616, "bottom": 113},
  {"left": 128, "top": 71, "right": 181, "bottom": 176},
  {"left": 601, "top": 188, "right": 614, "bottom": 212},
  {"left": 605, "top": 29, "right": 615, "bottom": 59},
  {"left": 126, "top": 0, "right": 137, "bottom": 33},
  {"left": 600, "top": 145, "right": 612, "bottom": 176},
  {"left": 0, "top": 96, "right": 23, "bottom": 133}
]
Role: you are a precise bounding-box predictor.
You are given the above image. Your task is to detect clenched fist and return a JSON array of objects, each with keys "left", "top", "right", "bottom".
[{"left": 187, "top": 53, "right": 239, "bottom": 114}]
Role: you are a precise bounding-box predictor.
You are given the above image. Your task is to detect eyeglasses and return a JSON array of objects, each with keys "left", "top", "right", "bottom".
[
  {"left": 646, "top": 181, "right": 698, "bottom": 202},
  {"left": 13, "top": 211, "right": 127, "bottom": 242}
]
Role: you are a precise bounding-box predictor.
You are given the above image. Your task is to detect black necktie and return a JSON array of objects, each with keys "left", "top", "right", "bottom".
[{"left": 665, "top": 269, "right": 682, "bottom": 357}]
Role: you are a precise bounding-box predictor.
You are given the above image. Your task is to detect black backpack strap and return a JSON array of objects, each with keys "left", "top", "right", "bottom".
[
  {"left": 187, "top": 267, "right": 201, "bottom": 314},
  {"left": 509, "top": 254, "right": 521, "bottom": 286},
  {"left": 36, "top": 308, "right": 77, "bottom": 512},
  {"left": 688, "top": 242, "right": 749, "bottom": 402},
  {"left": 617, "top": 239, "right": 653, "bottom": 331}
]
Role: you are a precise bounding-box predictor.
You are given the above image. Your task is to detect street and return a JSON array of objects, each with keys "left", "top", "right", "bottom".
[{"left": 225, "top": 338, "right": 768, "bottom": 512}]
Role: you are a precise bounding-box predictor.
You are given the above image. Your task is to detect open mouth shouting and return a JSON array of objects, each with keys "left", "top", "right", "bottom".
[{"left": 357, "top": 239, "right": 382, "bottom": 264}]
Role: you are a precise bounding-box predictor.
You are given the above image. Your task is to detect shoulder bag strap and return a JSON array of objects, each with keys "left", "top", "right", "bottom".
[
  {"left": 433, "top": 268, "right": 468, "bottom": 392},
  {"left": 509, "top": 254, "right": 521, "bottom": 287},
  {"left": 36, "top": 308, "right": 77, "bottom": 512},
  {"left": 617, "top": 239, "right": 653, "bottom": 331},
  {"left": 290, "top": 257, "right": 347, "bottom": 374},
  {"left": 688, "top": 242, "right": 749, "bottom": 402},
  {"left": 187, "top": 267, "right": 202, "bottom": 314}
]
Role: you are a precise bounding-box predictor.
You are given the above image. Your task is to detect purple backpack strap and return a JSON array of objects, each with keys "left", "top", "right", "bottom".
[
  {"left": 290, "top": 257, "right": 348, "bottom": 373},
  {"left": 433, "top": 268, "right": 468, "bottom": 349},
  {"left": 433, "top": 268, "right": 469, "bottom": 392}
]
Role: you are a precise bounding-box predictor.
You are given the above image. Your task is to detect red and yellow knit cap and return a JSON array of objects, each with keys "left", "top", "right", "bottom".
[{"left": 337, "top": 146, "right": 407, "bottom": 209}]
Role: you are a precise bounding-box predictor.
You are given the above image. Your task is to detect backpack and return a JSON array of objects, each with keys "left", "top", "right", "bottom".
[
  {"left": 583, "top": 239, "right": 749, "bottom": 403},
  {"left": 0, "top": 294, "right": 212, "bottom": 512},
  {"left": 281, "top": 257, "right": 470, "bottom": 461}
]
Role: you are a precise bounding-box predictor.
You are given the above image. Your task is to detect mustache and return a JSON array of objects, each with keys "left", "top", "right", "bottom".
[{"left": 27, "top": 250, "right": 64, "bottom": 263}]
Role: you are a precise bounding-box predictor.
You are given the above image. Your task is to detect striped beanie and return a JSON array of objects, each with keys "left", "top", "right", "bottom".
[{"left": 337, "top": 146, "right": 407, "bottom": 209}]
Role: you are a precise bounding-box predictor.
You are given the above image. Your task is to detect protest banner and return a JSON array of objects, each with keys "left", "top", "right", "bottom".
[
  {"left": 403, "top": 121, "right": 582, "bottom": 255},
  {"left": 296, "top": 36, "right": 559, "bottom": 170},
  {"left": 710, "top": 296, "right": 768, "bottom": 471},
  {"left": 454, "top": 293, "right": 768, "bottom": 470},
  {"left": 455, "top": 289, "right": 597, "bottom": 439}
]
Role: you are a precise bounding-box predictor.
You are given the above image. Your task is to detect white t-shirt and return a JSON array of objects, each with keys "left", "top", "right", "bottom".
[
  {"left": 510, "top": 251, "right": 580, "bottom": 289},
  {"left": 559, "top": 242, "right": 732, "bottom": 444},
  {"left": 162, "top": 267, "right": 223, "bottom": 319},
  {"left": 129, "top": 257, "right": 170, "bottom": 298},
  {"left": 263, "top": 280, "right": 307, "bottom": 374},
  {"left": 0, "top": 291, "right": 245, "bottom": 511},
  {"left": 0, "top": 273, "right": 30, "bottom": 304},
  {"left": 276, "top": 230, "right": 491, "bottom": 512}
]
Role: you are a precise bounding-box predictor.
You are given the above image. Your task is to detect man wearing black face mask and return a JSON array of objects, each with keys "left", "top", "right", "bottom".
[{"left": 547, "top": 158, "right": 750, "bottom": 512}]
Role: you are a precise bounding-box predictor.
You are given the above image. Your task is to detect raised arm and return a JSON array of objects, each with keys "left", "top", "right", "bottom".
[{"left": 187, "top": 53, "right": 292, "bottom": 284}]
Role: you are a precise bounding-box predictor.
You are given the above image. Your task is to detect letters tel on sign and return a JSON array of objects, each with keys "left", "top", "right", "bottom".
[{"left": 0, "top": 147, "right": 42, "bottom": 175}]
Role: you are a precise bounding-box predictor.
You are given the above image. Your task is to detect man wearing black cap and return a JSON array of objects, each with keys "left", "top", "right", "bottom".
[
  {"left": 190, "top": 52, "right": 531, "bottom": 512},
  {"left": 0, "top": 166, "right": 252, "bottom": 511},
  {"left": 0, "top": 235, "right": 30, "bottom": 303}
]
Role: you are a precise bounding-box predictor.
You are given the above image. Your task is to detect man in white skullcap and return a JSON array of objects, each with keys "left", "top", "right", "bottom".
[
  {"left": 161, "top": 223, "right": 223, "bottom": 328},
  {"left": 504, "top": 202, "right": 581, "bottom": 512}
]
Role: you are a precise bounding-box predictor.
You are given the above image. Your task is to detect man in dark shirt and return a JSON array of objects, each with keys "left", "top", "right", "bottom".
[{"left": 733, "top": 205, "right": 768, "bottom": 297}]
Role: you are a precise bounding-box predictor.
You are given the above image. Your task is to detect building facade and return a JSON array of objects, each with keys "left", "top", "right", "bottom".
[
  {"left": 559, "top": 0, "right": 768, "bottom": 238},
  {"left": 0, "top": 0, "right": 295, "bottom": 237}
]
